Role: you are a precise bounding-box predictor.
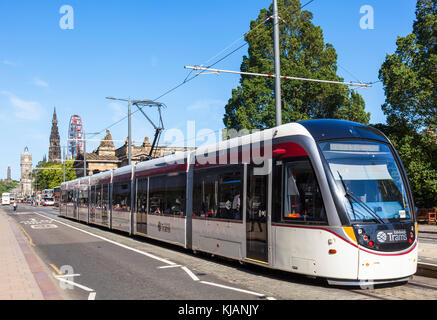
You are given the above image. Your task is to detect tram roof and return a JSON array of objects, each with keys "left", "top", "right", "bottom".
[{"left": 299, "top": 119, "right": 388, "bottom": 143}]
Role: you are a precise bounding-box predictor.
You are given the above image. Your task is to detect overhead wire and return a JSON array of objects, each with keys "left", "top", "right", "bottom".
[{"left": 88, "top": 0, "right": 317, "bottom": 145}]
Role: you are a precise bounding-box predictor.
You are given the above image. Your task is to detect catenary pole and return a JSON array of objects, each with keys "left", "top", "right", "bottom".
[{"left": 273, "top": 0, "right": 282, "bottom": 126}]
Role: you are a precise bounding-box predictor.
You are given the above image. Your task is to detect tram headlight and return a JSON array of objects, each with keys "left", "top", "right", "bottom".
[{"left": 358, "top": 228, "right": 364, "bottom": 235}]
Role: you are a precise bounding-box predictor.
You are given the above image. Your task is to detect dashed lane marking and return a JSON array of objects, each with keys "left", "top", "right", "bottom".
[
  {"left": 33, "top": 211, "right": 176, "bottom": 266},
  {"left": 35, "top": 210, "right": 276, "bottom": 300},
  {"left": 158, "top": 265, "right": 182, "bottom": 269},
  {"left": 200, "top": 281, "right": 271, "bottom": 299},
  {"left": 181, "top": 266, "right": 200, "bottom": 281}
]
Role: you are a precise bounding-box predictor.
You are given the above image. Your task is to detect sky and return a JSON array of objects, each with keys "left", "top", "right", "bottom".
[{"left": 0, "top": 0, "right": 417, "bottom": 181}]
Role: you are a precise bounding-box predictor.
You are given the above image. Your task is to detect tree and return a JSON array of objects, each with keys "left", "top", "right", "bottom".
[
  {"left": 378, "top": 0, "right": 436, "bottom": 131},
  {"left": 33, "top": 161, "right": 76, "bottom": 191},
  {"left": 376, "top": 0, "right": 437, "bottom": 208},
  {"left": 0, "top": 180, "right": 19, "bottom": 194},
  {"left": 223, "top": 0, "right": 370, "bottom": 131}
]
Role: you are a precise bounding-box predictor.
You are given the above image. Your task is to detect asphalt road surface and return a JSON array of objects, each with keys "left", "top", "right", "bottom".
[{"left": 5, "top": 204, "right": 437, "bottom": 301}]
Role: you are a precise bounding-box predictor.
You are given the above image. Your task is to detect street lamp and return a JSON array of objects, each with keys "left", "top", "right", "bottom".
[{"left": 106, "top": 96, "right": 132, "bottom": 165}]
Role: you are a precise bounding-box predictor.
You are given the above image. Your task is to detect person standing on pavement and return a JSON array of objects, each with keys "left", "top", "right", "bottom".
[{"left": 13, "top": 201, "right": 17, "bottom": 212}]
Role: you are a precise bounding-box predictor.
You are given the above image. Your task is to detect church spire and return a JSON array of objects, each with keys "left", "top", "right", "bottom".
[
  {"left": 53, "top": 107, "right": 58, "bottom": 123},
  {"left": 48, "top": 107, "right": 61, "bottom": 163}
]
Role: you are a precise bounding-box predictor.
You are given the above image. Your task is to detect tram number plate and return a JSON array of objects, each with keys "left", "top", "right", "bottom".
[{"left": 376, "top": 230, "right": 407, "bottom": 243}]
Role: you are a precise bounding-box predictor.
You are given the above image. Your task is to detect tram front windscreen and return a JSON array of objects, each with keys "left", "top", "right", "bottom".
[{"left": 319, "top": 140, "right": 412, "bottom": 223}]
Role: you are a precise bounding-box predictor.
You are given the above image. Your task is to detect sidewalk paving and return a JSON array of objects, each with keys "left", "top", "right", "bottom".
[
  {"left": 0, "top": 208, "right": 63, "bottom": 300},
  {"left": 418, "top": 223, "right": 437, "bottom": 234},
  {"left": 418, "top": 223, "right": 437, "bottom": 268}
]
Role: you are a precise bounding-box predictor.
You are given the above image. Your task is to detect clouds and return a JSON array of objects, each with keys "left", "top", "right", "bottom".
[
  {"left": 108, "top": 101, "right": 127, "bottom": 122},
  {"left": 1, "top": 91, "right": 44, "bottom": 121},
  {"left": 2, "top": 60, "right": 17, "bottom": 67},
  {"left": 33, "top": 77, "right": 49, "bottom": 88}
]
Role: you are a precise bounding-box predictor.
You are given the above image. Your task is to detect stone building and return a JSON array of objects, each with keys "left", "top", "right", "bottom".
[
  {"left": 20, "top": 147, "right": 33, "bottom": 197},
  {"left": 73, "top": 130, "right": 191, "bottom": 177},
  {"left": 48, "top": 107, "right": 61, "bottom": 163},
  {"left": 6, "top": 166, "right": 11, "bottom": 184}
]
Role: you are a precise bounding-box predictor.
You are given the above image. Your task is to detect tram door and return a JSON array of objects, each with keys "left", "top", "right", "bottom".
[
  {"left": 135, "top": 177, "right": 148, "bottom": 236},
  {"left": 246, "top": 167, "right": 269, "bottom": 263}
]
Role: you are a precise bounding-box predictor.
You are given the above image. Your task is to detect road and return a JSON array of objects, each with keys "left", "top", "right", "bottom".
[{"left": 5, "top": 204, "right": 437, "bottom": 301}]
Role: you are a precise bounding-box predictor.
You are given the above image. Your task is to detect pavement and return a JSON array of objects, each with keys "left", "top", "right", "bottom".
[
  {"left": 0, "top": 204, "right": 437, "bottom": 300},
  {"left": 0, "top": 206, "right": 64, "bottom": 300}
]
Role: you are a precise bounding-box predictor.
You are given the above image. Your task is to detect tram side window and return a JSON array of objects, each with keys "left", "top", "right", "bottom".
[
  {"left": 79, "top": 187, "right": 88, "bottom": 206},
  {"left": 193, "top": 171, "right": 217, "bottom": 218},
  {"left": 149, "top": 174, "right": 186, "bottom": 216},
  {"left": 102, "top": 184, "right": 109, "bottom": 212},
  {"left": 136, "top": 178, "right": 148, "bottom": 214},
  {"left": 113, "top": 181, "right": 131, "bottom": 212},
  {"left": 283, "top": 159, "right": 326, "bottom": 224},
  {"left": 217, "top": 170, "right": 242, "bottom": 220},
  {"left": 61, "top": 190, "right": 67, "bottom": 204},
  {"left": 67, "top": 190, "right": 74, "bottom": 204},
  {"left": 96, "top": 185, "right": 102, "bottom": 209},
  {"left": 90, "top": 186, "right": 96, "bottom": 206},
  {"left": 193, "top": 166, "right": 243, "bottom": 221}
]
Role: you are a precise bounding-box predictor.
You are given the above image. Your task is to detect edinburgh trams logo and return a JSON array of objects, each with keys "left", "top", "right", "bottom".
[
  {"left": 376, "top": 230, "right": 407, "bottom": 243},
  {"left": 157, "top": 221, "right": 171, "bottom": 233},
  {"left": 376, "top": 231, "right": 387, "bottom": 243}
]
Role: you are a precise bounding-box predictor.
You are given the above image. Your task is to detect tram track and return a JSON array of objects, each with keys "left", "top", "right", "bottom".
[
  {"left": 349, "top": 289, "right": 397, "bottom": 300},
  {"left": 408, "top": 279, "right": 437, "bottom": 291},
  {"left": 349, "top": 277, "right": 437, "bottom": 300}
]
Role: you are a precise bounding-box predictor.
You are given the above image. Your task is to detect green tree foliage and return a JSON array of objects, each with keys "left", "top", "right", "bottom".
[
  {"left": 378, "top": 0, "right": 436, "bottom": 130},
  {"left": 223, "top": 0, "right": 370, "bottom": 130},
  {"left": 376, "top": 0, "right": 437, "bottom": 208},
  {"left": 33, "top": 161, "right": 76, "bottom": 191},
  {"left": 0, "top": 180, "right": 19, "bottom": 194}
]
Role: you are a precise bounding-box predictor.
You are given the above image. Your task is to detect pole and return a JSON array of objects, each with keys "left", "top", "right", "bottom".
[
  {"left": 128, "top": 98, "right": 132, "bottom": 165},
  {"left": 83, "top": 136, "right": 87, "bottom": 177},
  {"left": 273, "top": 0, "right": 282, "bottom": 127},
  {"left": 63, "top": 146, "right": 66, "bottom": 182}
]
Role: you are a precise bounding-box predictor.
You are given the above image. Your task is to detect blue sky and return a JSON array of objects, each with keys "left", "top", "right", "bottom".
[{"left": 0, "top": 0, "right": 417, "bottom": 181}]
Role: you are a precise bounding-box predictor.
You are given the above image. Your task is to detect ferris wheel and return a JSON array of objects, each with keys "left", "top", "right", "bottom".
[{"left": 68, "top": 115, "right": 84, "bottom": 159}]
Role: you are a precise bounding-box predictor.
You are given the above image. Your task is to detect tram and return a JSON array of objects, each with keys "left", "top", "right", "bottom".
[{"left": 60, "top": 120, "right": 417, "bottom": 286}]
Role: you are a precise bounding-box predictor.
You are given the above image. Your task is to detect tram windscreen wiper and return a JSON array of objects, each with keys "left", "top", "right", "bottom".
[{"left": 337, "top": 171, "right": 385, "bottom": 224}]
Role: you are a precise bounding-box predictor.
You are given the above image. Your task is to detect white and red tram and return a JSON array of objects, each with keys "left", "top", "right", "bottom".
[{"left": 60, "top": 120, "right": 417, "bottom": 286}]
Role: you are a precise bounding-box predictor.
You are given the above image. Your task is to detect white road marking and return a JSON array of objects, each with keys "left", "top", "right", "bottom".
[
  {"left": 55, "top": 273, "right": 82, "bottom": 278},
  {"left": 35, "top": 209, "right": 276, "bottom": 300},
  {"left": 200, "top": 281, "right": 266, "bottom": 297},
  {"left": 33, "top": 211, "right": 176, "bottom": 266},
  {"left": 55, "top": 277, "right": 94, "bottom": 292},
  {"left": 158, "top": 265, "right": 182, "bottom": 269},
  {"left": 30, "top": 224, "right": 58, "bottom": 229},
  {"left": 54, "top": 275, "right": 97, "bottom": 300},
  {"left": 181, "top": 266, "right": 200, "bottom": 281}
]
